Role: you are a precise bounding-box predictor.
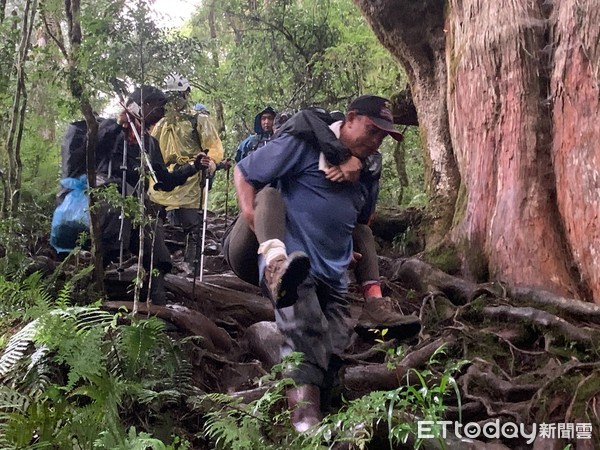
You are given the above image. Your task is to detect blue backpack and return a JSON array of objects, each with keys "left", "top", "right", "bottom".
[{"left": 50, "top": 175, "right": 90, "bottom": 253}]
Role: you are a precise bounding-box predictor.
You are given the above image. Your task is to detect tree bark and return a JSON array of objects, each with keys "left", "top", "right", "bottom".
[
  {"left": 65, "top": 0, "right": 104, "bottom": 293},
  {"left": 6, "top": 0, "right": 37, "bottom": 215},
  {"left": 355, "top": 0, "right": 600, "bottom": 302},
  {"left": 446, "top": 1, "right": 580, "bottom": 299},
  {"left": 353, "top": 0, "right": 460, "bottom": 249}
]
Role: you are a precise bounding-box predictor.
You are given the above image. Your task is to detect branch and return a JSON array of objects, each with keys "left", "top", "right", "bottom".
[{"left": 40, "top": 9, "right": 68, "bottom": 59}]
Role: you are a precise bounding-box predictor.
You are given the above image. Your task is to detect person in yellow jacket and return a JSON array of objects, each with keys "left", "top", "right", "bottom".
[{"left": 149, "top": 74, "right": 224, "bottom": 268}]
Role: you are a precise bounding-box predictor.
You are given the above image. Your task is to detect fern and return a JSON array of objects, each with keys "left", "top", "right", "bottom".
[
  {"left": 0, "top": 303, "right": 196, "bottom": 449},
  {"left": 115, "top": 318, "right": 165, "bottom": 377},
  {"left": 0, "top": 320, "right": 39, "bottom": 380},
  {"left": 0, "top": 272, "right": 53, "bottom": 323}
]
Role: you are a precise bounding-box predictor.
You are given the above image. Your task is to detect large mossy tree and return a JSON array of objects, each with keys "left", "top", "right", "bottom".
[{"left": 355, "top": 0, "right": 600, "bottom": 303}]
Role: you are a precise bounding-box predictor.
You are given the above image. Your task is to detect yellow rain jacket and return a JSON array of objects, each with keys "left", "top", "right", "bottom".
[{"left": 149, "top": 106, "right": 224, "bottom": 210}]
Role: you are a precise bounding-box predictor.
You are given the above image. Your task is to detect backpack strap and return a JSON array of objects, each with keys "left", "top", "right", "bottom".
[{"left": 188, "top": 113, "right": 202, "bottom": 149}]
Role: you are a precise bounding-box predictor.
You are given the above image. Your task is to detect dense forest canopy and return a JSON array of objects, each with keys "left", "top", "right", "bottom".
[{"left": 0, "top": 0, "right": 423, "bottom": 216}]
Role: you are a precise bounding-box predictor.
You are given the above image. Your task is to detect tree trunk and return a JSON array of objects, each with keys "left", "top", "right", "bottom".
[
  {"left": 65, "top": 0, "right": 104, "bottom": 293},
  {"left": 353, "top": 0, "right": 460, "bottom": 249},
  {"left": 5, "top": 0, "right": 37, "bottom": 215},
  {"left": 354, "top": 0, "right": 600, "bottom": 302}
]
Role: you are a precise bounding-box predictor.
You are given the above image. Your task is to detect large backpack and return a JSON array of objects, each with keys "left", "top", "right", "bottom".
[
  {"left": 61, "top": 119, "right": 98, "bottom": 179},
  {"left": 60, "top": 117, "right": 120, "bottom": 179}
]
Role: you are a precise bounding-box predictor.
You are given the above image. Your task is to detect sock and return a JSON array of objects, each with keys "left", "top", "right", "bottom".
[
  {"left": 361, "top": 282, "right": 382, "bottom": 299},
  {"left": 258, "top": 239, "right": 287, "bottom": 266}
]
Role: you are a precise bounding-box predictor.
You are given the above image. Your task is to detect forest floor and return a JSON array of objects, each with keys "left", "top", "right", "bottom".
[{"left": 37, "top": 209, "right": 600, "bottom": 449}]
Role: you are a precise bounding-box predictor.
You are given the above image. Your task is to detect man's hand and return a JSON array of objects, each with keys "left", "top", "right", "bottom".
[
  {"left": 117, "top": 110, "right": 142, "bottom": 144},
  {"left": 222, "top": 158, "right": 233, "bottom": 170},
  {"left": 348, "top": 251, "right": 362, "bottom": 270},
  {"left": 324, "top": 156, "right": 362, "bottom": 183},
  {"left": 194, "top": 152, "right": 211, "bottom": 171}
]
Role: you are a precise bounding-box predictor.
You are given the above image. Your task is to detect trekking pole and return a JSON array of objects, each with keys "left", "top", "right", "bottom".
[
  {"left": 199, "top": 171, "right": 210, "bottom": 283},
  {"left": 192, "top": 151, "right": 209, "bottom": 296},
  {"left": 224, "top": 159, "right": 231, "bottom": 232},
  {"left": 117, "top": 140, "right": 128, "bottom": 280}
]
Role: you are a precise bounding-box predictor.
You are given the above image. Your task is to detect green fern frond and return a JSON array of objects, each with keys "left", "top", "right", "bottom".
[
  {"left": 115, "top": 318, "right": 165, "bottom": 376},
  {"left": 0, "top": 386, "right": 31, "bottom": 413},
  {"left": 74, "top": 308, "right": 114, "bottom": 332},
  {"left": 21, "top": 345, "right": 54, "bottom": 398},
  {"left": 136, "top": 388, "right": 183, "bottom": 407},
  {"left": 0, "top": 320, "right": 39, "bottom": 379},
  {"left": 56, "top": 281, "right": 73, "bottom": 308}
]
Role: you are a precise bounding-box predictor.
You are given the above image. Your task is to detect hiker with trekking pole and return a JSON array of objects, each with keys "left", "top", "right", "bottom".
[
  {"left": 94, "top": 84, "right": 207, "bottom": 305},
  {"left": 149, "top": 75, "right": 224, "bottom": 278}
]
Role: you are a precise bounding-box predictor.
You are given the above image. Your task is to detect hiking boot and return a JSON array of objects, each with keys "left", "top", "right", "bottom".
[
  {"left": 287, "top": 384, "right": 322, "bottom": 433},
  {"left": 355, "top": 297, "right": 421, "bottom": 341},
  {"left": 264, "top": 251, "right": 310, "bottom": 309}
]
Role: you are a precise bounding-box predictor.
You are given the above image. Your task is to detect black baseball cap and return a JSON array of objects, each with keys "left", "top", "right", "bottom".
[
  {"left": 127, "top": 85, "right": 167, "bottom": 107},
  {"left": 348, "top": 95, "right": 403, "bottom": 141}
]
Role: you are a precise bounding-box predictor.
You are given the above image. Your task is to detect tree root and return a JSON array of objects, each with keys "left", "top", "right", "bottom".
[
  {"left": 509, "top": 285, "right": 600, "bottom": 323},
  {"left": 342, "top": 336, "right": 455, "bottom": 395},
  {"left": 482, "top": 305, "right": 599, "bottom": 345},
  {"left": 391, "top": 258, "right": 478, "bottom": 305},
  {"left": 102, "top": 301, "right": 233, "bottom": 353}
]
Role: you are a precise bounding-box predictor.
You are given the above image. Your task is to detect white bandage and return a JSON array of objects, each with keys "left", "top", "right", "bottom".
[{"left": 257, "top": 239, "right": 287, "bottom": 266}]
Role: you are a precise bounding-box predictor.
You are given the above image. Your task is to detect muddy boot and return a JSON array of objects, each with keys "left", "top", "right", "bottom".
[
  {"left": 263, "top": 251, "right": 310, "bottom": 308},
  {"left": 287, "top": 384, "right": 322, "bottom": 433},
  {"left": 355, "top": 297, "right": 421, "bottom": 341},
  {"left": 149, "top": 271, "right": 167, "bottom": 306}
]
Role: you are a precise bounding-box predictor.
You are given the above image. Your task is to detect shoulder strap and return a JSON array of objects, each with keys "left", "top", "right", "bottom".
[{"left": 188, "top": 113, "right": 202, "bottom": 149}]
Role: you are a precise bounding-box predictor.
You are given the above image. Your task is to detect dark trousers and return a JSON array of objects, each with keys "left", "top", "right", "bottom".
[
  {"left": 99, "top": 200, "right": 172, "bottom": 274},
  {"left": 276, "top": 275, "right": 353, "bottom": 388}
]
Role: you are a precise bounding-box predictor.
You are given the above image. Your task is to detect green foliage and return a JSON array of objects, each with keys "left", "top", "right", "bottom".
[
  {"left": 189, "top": 0, "right": 406, "bottom": 142},
  {"left": 93, "top": 184, "right": 142, "bottom": 225},
  {"left": 0, "top": 271, "right": 53, "bottom": 325},
  {"left": 202, "top": 354, "right": 300, "bottom": 449},
  {"left": 201, "top": 347, "right": 468, "bottom": 449},
  {"left": 0, "top": 283, "right": 195, "bottom": 449},
  {"left": 379, "top": 127, "right": 426, "bottom": 208}
]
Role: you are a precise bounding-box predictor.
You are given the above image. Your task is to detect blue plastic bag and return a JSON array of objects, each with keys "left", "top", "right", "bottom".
[{"left": 50, "top": 175, "right": 90, "bottom": 253}]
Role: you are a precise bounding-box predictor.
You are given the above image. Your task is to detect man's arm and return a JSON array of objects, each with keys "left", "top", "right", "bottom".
[
  {"left": 234, "top": 165, "right": 257, "bottom": 230},
  {"left": 148, "top": 136, "right": 200, "bottom": 191}
]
